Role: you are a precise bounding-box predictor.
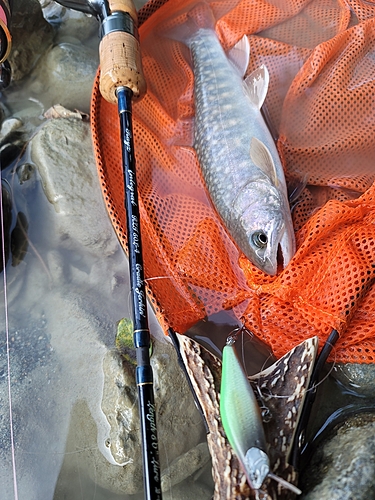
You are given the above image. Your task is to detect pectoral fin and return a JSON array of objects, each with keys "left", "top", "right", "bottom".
[
  {"left": 250, "top": 137, "right": 278, "bottom": 186},
  {"left": 244, "top": 65, "right": 269, "bottom": 109},
  {"left": 228, "top": 35, "right": 250, "bottom": 77}
]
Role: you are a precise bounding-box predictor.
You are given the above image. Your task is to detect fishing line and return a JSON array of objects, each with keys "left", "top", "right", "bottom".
[
  {"left": 4, "top": 139, "right": 52, "bottom": 288},
  {"left": 241, "top": 328, "right": 275, "bottom": 376},
  {"left": 253, "top": 348, "right": 337, "bottom": 401},
  {"left": 8, "top": 148, "right": 53, "bottom": 284},
  {"left": 248, "top": 336, "right": 338, "bottom": 402},
  {"left": 0, "top": 169, "right": 19, "bottom": 500},
  {"left": 126, "top": 275, "right": 189, "bottom": 313}
]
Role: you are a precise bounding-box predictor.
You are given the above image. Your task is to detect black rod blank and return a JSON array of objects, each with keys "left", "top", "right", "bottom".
[{"left": 117, "top": 85, "right": 162, "bottom": 500}]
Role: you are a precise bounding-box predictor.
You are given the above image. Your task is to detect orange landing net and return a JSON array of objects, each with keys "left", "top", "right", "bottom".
[{"left": 91, "top": 0, "right": 375, "bottom": 363}]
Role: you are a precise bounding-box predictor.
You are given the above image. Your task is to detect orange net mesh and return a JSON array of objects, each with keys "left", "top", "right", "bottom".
[{"left": 91, "top": 0, "right": 375, "bottom": 363}]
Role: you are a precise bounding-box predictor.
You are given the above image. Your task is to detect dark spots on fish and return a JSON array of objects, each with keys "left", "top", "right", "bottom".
[{"left": 11, "top": 211, "right": 29, "bottom": 267}]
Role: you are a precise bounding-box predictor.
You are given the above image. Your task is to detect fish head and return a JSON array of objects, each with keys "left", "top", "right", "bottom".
[
  {"left": 235, "top": 180, "right": 295, "bottom": 275},
  {"left": 244, "top": 446, "right": 270, "bottom": 490}
]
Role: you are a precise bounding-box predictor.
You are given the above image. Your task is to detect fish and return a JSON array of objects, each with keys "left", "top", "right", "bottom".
[{"left": 175, "top": 4, "right": 295, "bottom": 275}]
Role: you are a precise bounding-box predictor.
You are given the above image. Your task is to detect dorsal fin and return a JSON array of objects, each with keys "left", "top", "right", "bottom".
[
  {"left": 244, "top": 65, "right": 269, "bottom": 109},
  {"left": 228, "top": 35, "right": 250, "bottom": 77},
  {"left": 250, "top": 137, "right": 278, "bottom": 186}
]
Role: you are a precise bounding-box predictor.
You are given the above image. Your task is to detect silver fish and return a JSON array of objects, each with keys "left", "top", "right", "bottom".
[{"left": 185, "top": 15, "right": 295, "bottom": 275}]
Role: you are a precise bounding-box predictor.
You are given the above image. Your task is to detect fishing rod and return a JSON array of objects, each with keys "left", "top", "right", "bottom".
[
  {"left": 99, "top": 2, "right": 162, "bottom": 494},
  {"left": 116, "top": 83, "right": 162, "bottom": 500},
  {"left": 54, "top": 0, "right": 161, "bottom": 498},
  {"left": 100, "top": 3, "right": 162, "bottom": 499},
  {"left": 116, "top": 80, "right": 161, "bottom": 500}
]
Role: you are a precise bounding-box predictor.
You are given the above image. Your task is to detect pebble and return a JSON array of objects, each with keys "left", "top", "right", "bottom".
[
  {"left": 30, "top": 116, "right": 118, "bottom": 257},
  {"left": 28, "top": 42, "right": 98, "bottom": 113},
  {"left": 10, "top": 0, "right": 54, "bottom": 81},
  {"left": 300, "top": 414, "right": 375, "bottom": 500},
  {"left": 332, "top": 362, "right": 375, "bottom": 397},
  {"left": 41, "top": 0, "right": 99, "bottom": 42}
]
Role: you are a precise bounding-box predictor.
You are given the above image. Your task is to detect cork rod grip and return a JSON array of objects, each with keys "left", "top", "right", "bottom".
[
  {"left": 99, "top": 0, "right": 147, "bottom": 105},
  {"left": 108, "top": 0, "right": 137, "bottom": 20}
]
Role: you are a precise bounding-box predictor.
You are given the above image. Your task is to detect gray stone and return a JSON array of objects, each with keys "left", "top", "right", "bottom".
[
  {"left": 333, "top": 363, "right": 375, "bottom": 397},
  {"left": 92, "top": 340, "right": 207, "bottom": 495},
  {"left": 161, "top": 442, "right": 211, "bottom": 491},
  {"left": 41, "top": 1, "right": 99, "bottom": 42},
  {"left": 30, "top": 116, "right": 118, "bottom": 257},
  {"left": 28, "top": 42, "right": 98, "bottom": 113},
  {"left": 162, "top": 478, "right": 213, "bottom": 500},
  {"left": 0, "top": 117, "right": 23, "bottom": 139},
  {"left": 10, "top": 0, "right": 54, "bottom": 81},
  {"left": 300, "top": 414, "right": 375, "bottom": 500}
]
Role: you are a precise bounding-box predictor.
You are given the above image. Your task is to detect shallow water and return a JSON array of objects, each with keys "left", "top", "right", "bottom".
[{"left": 0, "top": 3, "right": 213, "bottom": 500}]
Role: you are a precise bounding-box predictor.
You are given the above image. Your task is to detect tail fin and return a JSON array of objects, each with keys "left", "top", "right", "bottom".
[
  {"left": 187, "top": 2, "right": 216, "bottom": 30},
  {"left": 160, "top": 2, "right": 216, "bottom": 46}
]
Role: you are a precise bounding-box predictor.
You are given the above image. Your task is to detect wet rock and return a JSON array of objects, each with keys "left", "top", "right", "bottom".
[
  {"left": 28, "top": 42, "right": 98, "bottom": 113},
  {"left": 300, "top": 414, "right": 375, "bottom": 500},
  {"left": 161, "top": 441, "right": 211, "bottom": 491},
  {"left": 16, "top": 162, "right": 36, "bottom": 185},
  {"left": 162, "top": 478, "right": 213, "bottom": 500},
  {"left": 0, "top": 117, "right": 23, "bottom": 139},
  {"left": 10, "top": 0, "right": 54, "bottom": 81},
  {"left": 93, "top": 341, "right": 207, "bottom": 495},
  {"left": 41, "top": 0, "right": 99, "bottom": 42},
  {"left": 332, "top": 363, "right": 375, "bottom": 397},
  {"left": 44, "top": 103, "right": 89, "bottom": 120},
  {"left": 29, "top": 115, "right": 118, "bottom": 257}
]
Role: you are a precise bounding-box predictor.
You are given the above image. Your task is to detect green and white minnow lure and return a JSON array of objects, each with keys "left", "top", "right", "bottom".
[{"left": 220, "top": 335, "right": 302, "bottom": 495}]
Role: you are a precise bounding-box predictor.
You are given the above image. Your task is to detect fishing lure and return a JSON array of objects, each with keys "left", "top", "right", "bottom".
[{"left": 219, "top": 333, "right": 302, "bottom": 495}]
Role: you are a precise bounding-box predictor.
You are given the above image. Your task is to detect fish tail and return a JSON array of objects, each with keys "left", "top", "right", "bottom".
[
  {"left": 162, "top": 2, "right": 216, "bottom": 46},
  {"left": 187, "top": 2, "right": 216, "bottom": 31}
]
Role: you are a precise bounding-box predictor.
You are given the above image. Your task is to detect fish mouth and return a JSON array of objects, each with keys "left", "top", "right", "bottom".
[
  {"left": 276, "top": 243, "right": 284, "bottom": 275},
  {"left": 277, "top": 224, "right": 296, "bottom": 273},
  {"left": 261, "top": 224, "right": 295, "bottom": 276}
]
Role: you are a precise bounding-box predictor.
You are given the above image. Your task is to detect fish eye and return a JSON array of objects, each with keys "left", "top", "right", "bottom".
[{"left": 252, "top": 231, "right": 268, "bottom": 249}]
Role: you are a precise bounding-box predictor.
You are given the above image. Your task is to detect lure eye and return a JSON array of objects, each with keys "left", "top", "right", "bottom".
[{"left": 252, "top": 231, "right": 268, "bottom": 249}]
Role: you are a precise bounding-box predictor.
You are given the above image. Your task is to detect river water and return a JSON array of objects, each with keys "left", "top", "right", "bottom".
[{"left": 0, "top": 1, "right": 214, "bottom": 499}]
